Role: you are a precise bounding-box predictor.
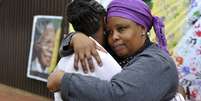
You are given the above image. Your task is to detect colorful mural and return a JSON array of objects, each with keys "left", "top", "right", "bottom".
[{"left": 152, "top": 0, "right": 201, "bottom": 100}]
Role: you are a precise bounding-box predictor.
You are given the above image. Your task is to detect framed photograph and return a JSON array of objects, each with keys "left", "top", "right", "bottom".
[{"left": 27, "top": 15, "right": 63, "bottom": 82}]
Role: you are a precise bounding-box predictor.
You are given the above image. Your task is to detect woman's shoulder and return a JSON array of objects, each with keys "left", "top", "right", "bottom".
[
  {"left": 132, "top": 44, "right": 176, "bottom": 68},
  {"left": 142, "top": 44, "right": 172, "bottom": 61},
  {"left": 127, "top": 44, "right": 178, "bottom": 79}
]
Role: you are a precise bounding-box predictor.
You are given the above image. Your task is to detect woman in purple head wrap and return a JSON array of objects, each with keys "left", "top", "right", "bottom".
[
  {"left": 107, "top": 0, "right": 168, "bottom": 53},
  {"left": 48, "top": 0, "right": 178, "bottom": 100}
]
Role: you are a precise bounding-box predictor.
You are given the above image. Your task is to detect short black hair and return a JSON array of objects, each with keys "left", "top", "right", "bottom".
[{"left": 66, "top": 0, "right": 106, "bottom": 36}]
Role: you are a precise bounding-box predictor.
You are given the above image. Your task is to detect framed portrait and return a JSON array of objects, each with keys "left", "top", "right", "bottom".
[{"left": 27, "top": 15, "right": 63, "bottom": 82}]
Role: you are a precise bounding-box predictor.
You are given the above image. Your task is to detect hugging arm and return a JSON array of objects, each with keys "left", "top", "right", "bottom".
[{"left": 60, "top": 32, "right": 103, "bottom": 73}]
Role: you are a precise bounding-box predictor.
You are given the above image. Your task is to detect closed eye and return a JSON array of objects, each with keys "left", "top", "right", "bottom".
[
  {"left": 117, "top": 26, "right": 128, "bottom": 33},
  {"left": 105, "top": 28, "right": 112, "bottom": 35}
]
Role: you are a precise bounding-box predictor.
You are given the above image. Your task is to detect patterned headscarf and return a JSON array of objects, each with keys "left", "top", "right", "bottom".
[{"left": 107, "top": 0, "right": 168, "bottom": 53}]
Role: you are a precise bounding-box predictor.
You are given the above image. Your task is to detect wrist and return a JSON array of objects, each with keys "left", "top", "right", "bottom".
[
  {"left": 68, "top": 32, "right": 76, "bottom": 47},
  {"left": 70, "top": 32, "right": 78, "bottom": 47},
  {"left": 70, "top": 32, "right": 86, "bottom": 47}
]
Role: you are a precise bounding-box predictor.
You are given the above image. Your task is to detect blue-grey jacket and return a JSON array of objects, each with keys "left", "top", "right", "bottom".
[{"left": 60, "top": 43, "right": 178, "bottom": 101}]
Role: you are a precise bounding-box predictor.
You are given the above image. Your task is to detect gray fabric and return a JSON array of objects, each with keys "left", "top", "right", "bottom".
[
  {"left": 59, "top": 32, "right": 76, "bottom": 57},
  {"left": 60, "top": 44, "right": 178, "bottom": 101}
]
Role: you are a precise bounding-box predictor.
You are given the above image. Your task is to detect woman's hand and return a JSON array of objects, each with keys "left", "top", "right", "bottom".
[
  {"left": 72, "top": 32, "right": 103, "bottom": 73},
  {"left": 47, "top": 70, "right": 65, "bottom": 92}
]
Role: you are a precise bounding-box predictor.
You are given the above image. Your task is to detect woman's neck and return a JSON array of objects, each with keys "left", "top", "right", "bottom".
[{"left": 119, "top": 38, "right": 152, "bottom": 67}]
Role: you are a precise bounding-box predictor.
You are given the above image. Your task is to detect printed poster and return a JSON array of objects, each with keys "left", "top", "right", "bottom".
[{"left": 27, "top": 15, "right": 62, "bottom": 82}]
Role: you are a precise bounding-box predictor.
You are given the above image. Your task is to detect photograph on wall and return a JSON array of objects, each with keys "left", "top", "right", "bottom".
[{"left": 27, "top": 15, "right": 62, "bottom": 82}]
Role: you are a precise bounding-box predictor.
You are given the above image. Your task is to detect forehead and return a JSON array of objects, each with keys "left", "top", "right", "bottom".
[
  {"left": 40, "top": 34, "right": 55, "bottom": 43},
  {"left": 107, "top": 16, "right": 137, "bottom": 27}
]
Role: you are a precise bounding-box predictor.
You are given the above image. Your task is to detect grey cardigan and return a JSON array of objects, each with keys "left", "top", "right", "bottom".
[{"left": 60, "top": 44, "right": 178, "bottom": 101}]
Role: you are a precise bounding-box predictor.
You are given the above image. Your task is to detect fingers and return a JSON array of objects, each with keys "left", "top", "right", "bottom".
[
  {"left": 74, "top": 53, "right": 79, "bottom": 71},
  {"left": 75, "top": 49, "right": 95, "bottom": 73},
  {"left": 72, "top": 35, "right": 103, "bottom": 73},
  {"left": 79, "top": 53, "right": 88, "bottom": 73},
  {"left": 74, "top": 48, "right": 89, "bottom": 73},
  {"left": 86, "top": 53, "right": 95, "bottom": 72},
  {"left": 96, "top": 45, "right": 107, "bottom": 53},
  {"left": 91, "top": 48, "right": 102, "bottom": 67},
  {"left": 74, "top": 48, "right": 97, "bottom": 73},
  {"left": 89, "top": 37, "right": 104, "bottom": 66}
]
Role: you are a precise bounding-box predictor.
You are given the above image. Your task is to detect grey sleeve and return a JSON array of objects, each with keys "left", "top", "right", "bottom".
[
  {"left": 59, "top": 32, "right": 75, "bottom": 57},
  {"left": 60, "top": 54, "right": 178, "bottom": 101}
]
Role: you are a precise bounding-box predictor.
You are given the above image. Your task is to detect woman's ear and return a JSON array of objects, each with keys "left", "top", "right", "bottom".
[
  {"left": 140, "top": 26, "right": 146, "bottom": 36},
  {"left": 141, "top": 32, "right": 146, "bottom": 35}
]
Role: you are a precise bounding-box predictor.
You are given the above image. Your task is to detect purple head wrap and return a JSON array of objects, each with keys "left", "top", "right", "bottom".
[{"left": 107, "top": 0, "right": 168, "bottom": 53}]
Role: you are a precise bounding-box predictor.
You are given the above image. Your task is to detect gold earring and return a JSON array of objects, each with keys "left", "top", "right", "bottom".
[{"left": 142, "top": 32, "right": 145, "bottom": 35}]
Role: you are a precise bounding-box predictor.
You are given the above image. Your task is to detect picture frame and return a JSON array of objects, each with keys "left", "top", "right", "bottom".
[{"left": 27, "top": 15, "right": 63, "bottom": 82}]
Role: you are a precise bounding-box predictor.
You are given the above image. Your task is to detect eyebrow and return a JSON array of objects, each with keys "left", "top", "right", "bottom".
[
  {"left": 114, "top": 23, "right": 128, "bottom": 27},
  {"left": 106, "top": 23, "right": 127, "bottom": 31},
  {"left": 114, "top": 24, "right": 123, "bottom": 27}
]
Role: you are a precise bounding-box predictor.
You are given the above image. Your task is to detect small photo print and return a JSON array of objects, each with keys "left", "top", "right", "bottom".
[{"left": 27, "top": 15, "right": 63, "bottom": 82}]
